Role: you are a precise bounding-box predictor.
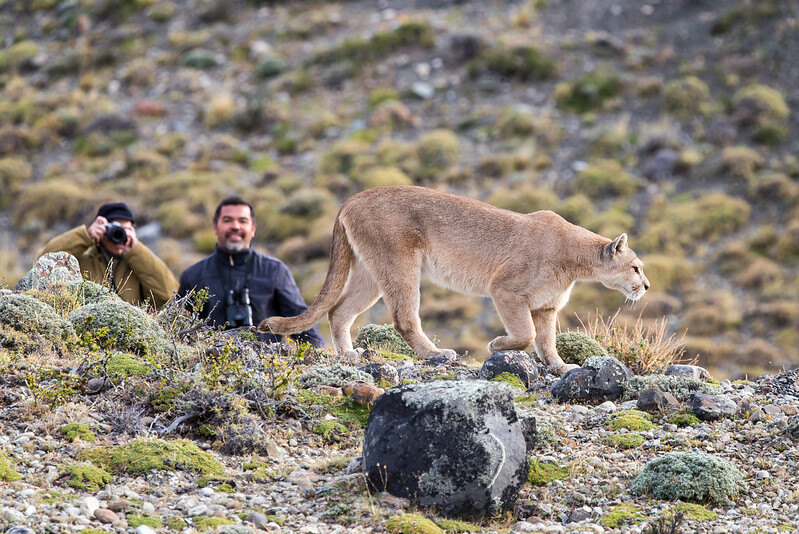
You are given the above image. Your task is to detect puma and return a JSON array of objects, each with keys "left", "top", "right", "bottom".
[{"left": 258, "top": 185, "right": 650, "bottom": 372}]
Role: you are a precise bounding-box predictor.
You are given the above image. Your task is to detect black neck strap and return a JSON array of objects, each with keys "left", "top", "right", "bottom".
[{"left": 215, "top": 249, "right": 255, "bottom": 294}]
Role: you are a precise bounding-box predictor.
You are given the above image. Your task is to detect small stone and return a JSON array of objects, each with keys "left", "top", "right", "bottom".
[
  {"left": 188, "top": 504, "right": 208, "bottom": 517},
  {"left": 342, "top": 381, "right": 383, "bottom": 407},
  {"left": 596, "top": 401, "right": 616, "bottom": 413},
  {"left": 377, "top": 492, "right": 410, "bottom": 510},
  {"left": 135, "top": 526, "right": 157, "bottom": 534},
  {"left": 244, "top": 511, "right": 272, "bottom": 530},
  {"left": 199, "top": 487, "right": 215, "bottom": 497},
  {"left": 311, "top": 385, "right": 343, "bottom": 397},
  {"left": 637, "top": 388, "right": 680, "bottom": 413},
  {"left": 688, "top": 393, "right": 737, "bottom": 421},
  {"left": 410, "top": 81, "right": 435, "bottom": 99},
  {"left": 80, "top": 497, "right": 100, "bottom": 518},
  {"left": 664, "top": 364, "right": 711, "bottom": 381},
  {"left": 6, "top": 527, "right": 35, "bottom": 534},
  {"left": 140, "top": 502, "right": 156, "bottom": 516},
  {"left": 107, "top": 500, "right": 129, "bottom": 513},
  {"left": 86, "top": 377, "right": 110, "bottom": 394},
  {"left": 781, "top": 405, "right": 798, "bottom": 416},
  {"left": 93, "top": 508, "right": 119, "bottom": 524}
]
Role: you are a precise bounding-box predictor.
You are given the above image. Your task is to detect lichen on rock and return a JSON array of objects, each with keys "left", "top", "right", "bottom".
[{"left": 0, "top": 293, "right": 74, "bottom": 344}]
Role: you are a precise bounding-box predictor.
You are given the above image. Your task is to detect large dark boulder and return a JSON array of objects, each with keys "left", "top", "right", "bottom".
[
  {"left": 479, "top": 350, "right": 543, "bottom": 388},
  {"left": 551, "top": 356, "right": 633, "bottom": 403},
  {"left": 687, "top": 393, "right": 737, "bottom": 421},
  {"left": 362, "top": 380, "right": 529, "bottom": 518}
]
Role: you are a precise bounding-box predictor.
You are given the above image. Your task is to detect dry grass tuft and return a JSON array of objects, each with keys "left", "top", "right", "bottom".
[{"left": 580, "top": 310, "right": 693, "bottom": 375}]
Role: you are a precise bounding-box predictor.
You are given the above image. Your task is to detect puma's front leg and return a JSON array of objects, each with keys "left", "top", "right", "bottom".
[
  {"left": 488, "top": 291, "right": 535, "bottom": 353},
  {"left": 532, "top": 308, "right": 578, "bottom": 373}
]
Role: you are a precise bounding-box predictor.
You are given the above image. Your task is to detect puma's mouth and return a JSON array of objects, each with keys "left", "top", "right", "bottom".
[{"left": 626, "top": 287, "right": 647, "bottom": 301}]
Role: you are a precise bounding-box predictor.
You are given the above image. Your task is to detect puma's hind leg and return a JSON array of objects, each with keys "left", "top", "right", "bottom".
[
  {"left": 327, "top": 259, "right": 381, "bottom": 356},
  {"left": 368, "top": 252, "right": 457, "bottom": 361}
]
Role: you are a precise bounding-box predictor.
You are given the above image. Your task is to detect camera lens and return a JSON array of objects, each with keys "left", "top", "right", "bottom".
[{"left": 104, "top": 222, "right": 128, "bottom": 244}]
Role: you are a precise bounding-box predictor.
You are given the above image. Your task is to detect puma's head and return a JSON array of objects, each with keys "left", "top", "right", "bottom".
[{"left": 597, "top": 233, "right": 650, "bottom": 301}]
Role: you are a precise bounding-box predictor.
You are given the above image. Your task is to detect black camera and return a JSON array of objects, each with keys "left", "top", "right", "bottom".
[
  {"left": 225, "top": 288, "right": 253, "bottom": 327},
  {"left": 104, "top": 221, "right": 128, "bottom": 245}
]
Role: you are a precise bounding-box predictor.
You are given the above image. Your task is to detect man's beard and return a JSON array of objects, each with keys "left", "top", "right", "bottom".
[{"left": 223, "top": 232, "right": 247, "bottom": 252}]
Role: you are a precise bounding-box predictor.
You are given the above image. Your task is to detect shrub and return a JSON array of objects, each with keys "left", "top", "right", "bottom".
[
  {"left": 527, "top": 459, "right": 569, "bottom": 486},
  {"left": 775, "top": 219, "right": 799, "bottom": 262},
  {"left": 481, "top": 45, "right": 555, "bottom": 81},
  {"left": 575, "top": 160, "right": 639, "bottom": 198},
  {"left": 68, "top": 299, "right": 174, "bottom": 357},
  {"left": 631, "top": 452, "right": 746, "bottom": 504},
  {"left": 732, "top": 83, "right": 789, "bottom": 125},
  {"left": 586, "top": 314, "right": 687, "bottom": 375},
  {"left": 183, "top": 48, "right": 218, "bottom": 69},
  {"left": 558, "top": 194, "right": 596, "bottom": 227},
  {"left": 313, "top": 22, "right": 434, "bottom": 66},
  {"left": 416, "top": 129, "right": 459, "bottom": 180},
  {"left": 662, "top": 76, "right": 711, "bottom": 115},
  {"left": 624, "top": 375, "right": 718, "bottom": 401},
  {"left": 0, "top": 293, "right": 74, "bottom": 343},
  {"left": 297, "top": 364, "right": 374, "bottom": 389},
  {"left": 555, "top": 331, "right": 607, "bottom": 365},
  {"left": 554, "top": 70, "right": 621, "bottom": 114},
  {"left": 254, "top": 55, "right": 286, "bottom": 79},
  {"left": 78, "top": 438, "right": 224, "bottom": 476},
  {"left": 720, "top": 145, "right": 763, "bottom": 182},
  {"left": 313, "top": 420, "right": 348, "bottom": 443},
  {"left": 355, "top": 166, "right": 412, "bottom": 189},
  {"left": 354, "top": 323, "right": 414, "bottom": 356},
  {"left": 603, "top": 433, "right": 645, "bottom": 449},
  {"left": 13, "top": 179, "right": 97, "bottom": 227},
  {"left": 494, "top": 107, "right": 535, "bottom": 139},
  {"left": 204, "top": 93, "right": 237, "bottom": 128},
  {"left": 0, "top": 156, "right": 33, "bottom": 205},
  {"left": 753, "top": 123, "right": 788, "bottom": 145},
  {"left": 0, "top": 41, "right": 40, "bottom": 71},
  {"left": 317, "top": 139, "right": 373, "bottom": 176},
  {"left": 487, "top": 186, "right": 558, "bottom": 214}
]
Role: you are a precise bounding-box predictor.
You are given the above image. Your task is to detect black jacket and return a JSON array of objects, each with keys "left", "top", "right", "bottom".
[{"left": 177, "top": 246, "right": 324, "bottom": 347}]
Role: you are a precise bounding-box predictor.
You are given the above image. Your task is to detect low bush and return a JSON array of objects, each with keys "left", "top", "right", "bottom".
[
  {"left": 662, "top": 76, "right": 711, "bottom": 115},
  {"left": 554, "top": 70, "right": 621, "bottom": 114},
  {"left": 575, "top": 160, "right": 639, "bottom": 198},
  {"left": 354, "top": 324, "right": 414, "bottom": 357},
  {"left": 555, "top": 331, "right": 607, "bottom": 366}
]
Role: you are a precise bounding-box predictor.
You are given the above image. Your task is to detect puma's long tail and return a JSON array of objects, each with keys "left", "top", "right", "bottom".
[{"left": 258, "top": 214, "right": 353, "bottom": 335}]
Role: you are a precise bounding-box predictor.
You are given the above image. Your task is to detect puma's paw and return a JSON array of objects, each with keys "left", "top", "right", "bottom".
[
  {"left": 549, "top": 362, "right": 579, "bottom": 374},
  {"left": 423, "top": 349, "right": 459, "bottom": 365}
]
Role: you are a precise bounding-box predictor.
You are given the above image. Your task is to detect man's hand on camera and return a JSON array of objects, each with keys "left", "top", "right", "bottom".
[{"left": 87, "top": 216, "right": 108, "bottom": 243}]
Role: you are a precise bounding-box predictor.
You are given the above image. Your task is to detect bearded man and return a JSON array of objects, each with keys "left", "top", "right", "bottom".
[{"left": 177, "top": 196, "right": 323, "bottom": 347}]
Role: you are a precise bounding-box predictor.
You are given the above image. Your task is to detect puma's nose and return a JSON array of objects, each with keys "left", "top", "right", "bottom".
[{"left": 643, "top": 280, "right": 650, "bottom": 291}]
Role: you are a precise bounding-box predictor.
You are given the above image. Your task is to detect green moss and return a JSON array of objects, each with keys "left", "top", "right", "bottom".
[
  {"left": 0, "top": 40, "right": 40, "bottom": 71},
  {"left": 313, "top": 22, "right": 434, "bottom": 66},
  {"left": 675, "top": 502, "right": 718, "bottom": 521},
  {"left": 61, "top": 423, "right": 96, "bottom": 442},
  {"left": 151, "top": 385, "right": 188, "bottom": 413},
  {"left": 667, "top": 412, "right": 701, "bottom": 427},
  {"left": 631, "top": 452, "right": 747, "bottom": 504},
  {"left": 513, "top": 393, "right": 538, "bottom": 408},
  {"left": 127, "top": 515, "right": 164, "bottom": 528},
  {"left": 555, "top": 331, "right": 607, "bottom": 365},
  {"left": 78, "top": 438, "right": 224, "bottom": 476},
  {"left": 662, "top": 76, "right": 711, "bottom": 115},
  {"left": 575, "top": 159, "right": 639, "bottom": 198},
  {"left": 490, "top": 372, "right": 526, "bottom": 390},
  {"left": 607, "top": 410, "right": 655, "bottom": 431},
  {"left": 600, "top": 503, "right": 645, "bottom": 529},
  {"left": 194, "top": 517, "right": 235, "bottom": 530},
  {"left": 354, "top": 324, "right": 415, "bottom": 357},
  {"left": 62, "top": 464, "right": 113, "bottom": 492},
  {"left": 296, "top": 391, "right": 371, "bottom": 429},
  {"left": 554, "top": 70, "right": 621, "bottom": 113},
  {"left": 603, "top": 433, "right": 645, "bottom": 449},
  {"left": 386, "top": 513, "right": 443, "bottom": 534},
  {"left": 480, "top": 45, "right": 555, "bottom": 81},
  {"left": 369, "top": 88, "right": 399, "bottom": 107},
  {"left": 0, "top": 454, "right": 22, "bottom": 482},
  {"left": 435, "top": 519, "right": 481, "bottom": 533},
  {"left": 528, "top": 459, "right": 569, "bottom": 486},
  {"left": 313, "top": 420, "right": 349, "bottom": 443},
  {"left": 217, "top": 483, "right": 235, "bottom": 494},
  {"left": 106, "top": 353, "right": 150, "bottom": 380},
  {"left": 40, "top": 490, "right": 71, "bottom": 505},
  {"left": 167, "top": 516, "right": 189, "bottom": 530}
]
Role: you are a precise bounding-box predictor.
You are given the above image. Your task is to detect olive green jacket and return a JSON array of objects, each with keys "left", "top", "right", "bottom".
[{"left": 36, "top": 225, "right": 178, "bottom": 309}]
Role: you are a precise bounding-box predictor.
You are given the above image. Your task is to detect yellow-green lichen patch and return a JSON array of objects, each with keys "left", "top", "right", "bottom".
[
  {"left": 127, "top": 515, "right": 164, "bottom": 529},
  {"left": 386, "top": 513, "right": 443, "bottom": 534},
  {"left": 513, "top": 393, "right": 538, "bottom": 408},
  {"left": 167, "top": 517, "right": 188, "bottom": 530},
  {"left": 489, "top": 372, "right": 526, "bottom": 390},
  {"left": 78, "top": 438, "right": 223, "bottom": 476},
  {"left": 606, "top": 410, "right": 655, "bottom": 431},
  {"left": 313, "top": 420, "right": 349, "bottom": 444},
  {"left": 62, "top": 464, "right": 113, "bottom": 492},
  {"left": 600, "top": 503, "right": 646, "bottom": 529},
  {"left": 61, "top": 422, "right": 96, "bottom": 442},
  {"left": 603, "top": 433, "right": 645, "bottom": 449},
  {"left": 296, "top": 390, "right": 371, "bottom": 429},
  {"left": 242, "top": 460, "right": 272, "bottom": 481},
  {"left": 0, "top": 453, "right": 22, "bottom": 482},
  {"left": 106, "top": 353, "right": 150, "bottom": 380},
  {"left": 666, "top": 412, "right": 701, "bottom": 427},
  {"left": 194, "top": 517, "right": 235, "bottom": 530},
  {"left": 675, "top": 502, "right": 718, "bottom": 521},
  {"left": 528, "top": 459, "right": 569, "bottom": 486}
]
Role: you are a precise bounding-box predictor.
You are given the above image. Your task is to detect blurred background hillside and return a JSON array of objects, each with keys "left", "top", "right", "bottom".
[{"left": 1, "top": 0, "right": 797, "bottom": 379}]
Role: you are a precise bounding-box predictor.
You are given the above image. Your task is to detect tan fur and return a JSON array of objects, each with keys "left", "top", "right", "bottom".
[{"left": 259, "top": 185, "right": 650, "bottom": 372}]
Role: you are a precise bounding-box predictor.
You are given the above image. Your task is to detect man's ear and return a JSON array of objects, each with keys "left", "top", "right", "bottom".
[{"left": 605, "top": 233, "right": 628, "bottom": 258}]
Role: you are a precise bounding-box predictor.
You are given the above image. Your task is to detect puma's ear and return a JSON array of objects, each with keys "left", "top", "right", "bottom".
[{"left": 605, "top": 233, "right": 628, "bottom": 258}]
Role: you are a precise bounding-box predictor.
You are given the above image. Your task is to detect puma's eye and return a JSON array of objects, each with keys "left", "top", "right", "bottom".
[{"left": 633, "top": 266, "right": 640, "bottom": 274}]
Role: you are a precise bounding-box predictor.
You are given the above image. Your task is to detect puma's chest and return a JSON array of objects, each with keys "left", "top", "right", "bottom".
[{"left": 530, "top": 282, "right": 575, "bottom": 311}]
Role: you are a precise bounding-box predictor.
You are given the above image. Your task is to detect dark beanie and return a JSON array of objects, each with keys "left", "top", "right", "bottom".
[{"left": 97, "top": 202, "right": 135, "bottom": 224}]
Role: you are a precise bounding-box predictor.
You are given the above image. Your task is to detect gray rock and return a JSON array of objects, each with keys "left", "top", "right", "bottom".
[
  {"left": 687, "top": 393, "right": 737, "bottom": 421},
  {"left": 243, "top": 511, "right": 271, "bottom": 530},
  {"left": 7, "top": 527, "right": 36, "bottom": 534},
  {"left": 14, "top": 251, "right": 82, "bottom": 291},
  {"left": 664, "top": 364, "right": 712, "bottom": 382},
  {"left": 637, "top": 388, "right": 680, "bottom": 413},
  {"left": 363, "top": 380, "right": 528, "bottom": 517},
  {"left": 358, "top": 363, "right": 400, "bottom": 387},
  {"left": 641, "top": 148, "right": 678, "bottom": 181},
  {"left": 410, "top": 81, "right": 435, "bottom": 99},
  {"left": 135, "top": 526, "right": 157, "bottom": 534},
  {"left": 480, "top": 351, "right": 543, "bottom": 388},
  {"left": 86, "top": 377, "right": 111, "bottom": 395},
  {"left": 551, "top": 356, "right": 633, "bottom": 403}
]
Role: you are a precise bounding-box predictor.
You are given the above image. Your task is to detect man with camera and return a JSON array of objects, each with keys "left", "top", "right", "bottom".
[
  {"left": 177, "top": 196, "right": 324, "bottom": 347},
  {"left": 36, "top": 202, "right": 178, "bottom": 309}
]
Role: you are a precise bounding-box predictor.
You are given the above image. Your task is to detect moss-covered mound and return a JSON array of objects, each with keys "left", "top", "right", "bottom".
[
  {"left": 0, "top": 293, "right": 74, "bottom": 343},
  {"left": 78, "top": 438, "right": 224, "bottom": 476},
  {"left": 631, "top": 452, "right": 746, "bottom": 504},
  {"left": 61, "top": 423, "right": 96, "bottom": 442},
  {"left": 61, "top": 464, "right": 113, "bottom": 492},
  {"left": 297, "top": 364, "right": 374, "bottom": 389},
  {"left": 386, "top": 513, "right": 443, "bottom": 534},
  {"left": 68, "top": 299, "right": 174, "bottom": 357},
  {"left": 555, "top": 331, "right": 608, "bottom": 365},
  {"left": 354, "top": 323, "right": 415, "bottom": 357},
  {"left": 0, "top": 453, "right": 22, "bottom": 482}
]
